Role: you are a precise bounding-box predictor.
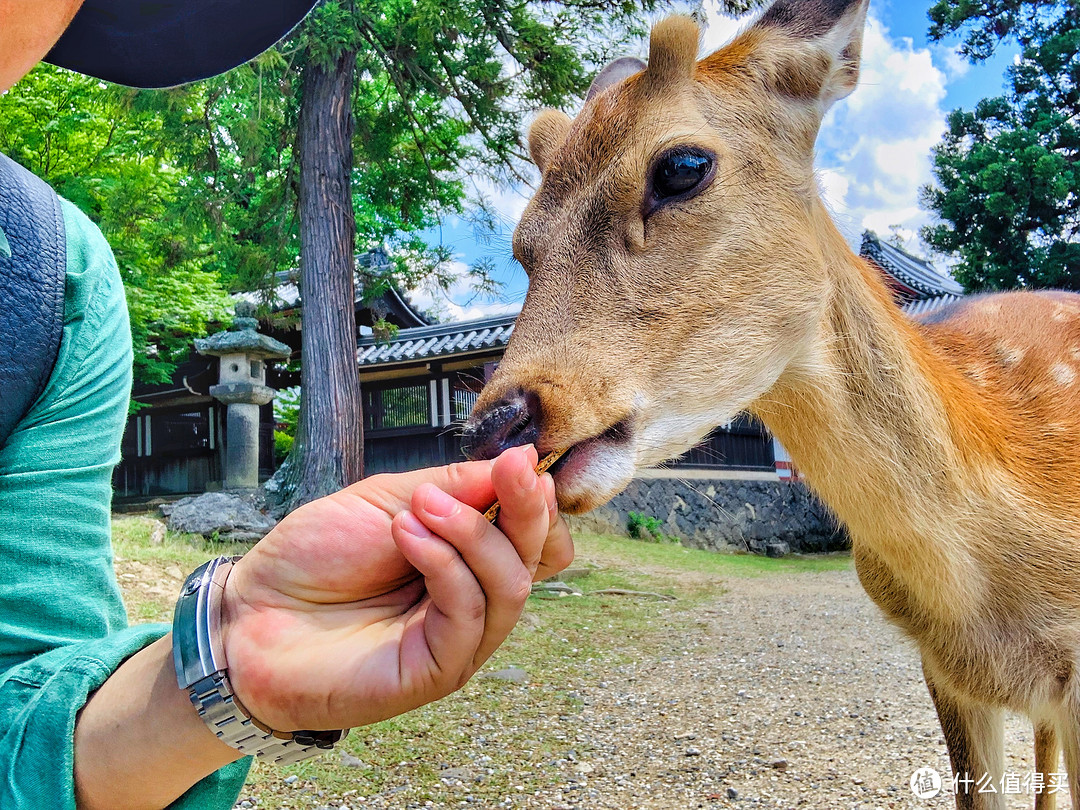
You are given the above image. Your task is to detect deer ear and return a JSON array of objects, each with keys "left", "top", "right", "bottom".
[
  {"left": 750, "top": 0, "right": 869, "bottom": 108},
  {"left": 586, "top": 57, "right": 647, "bottom": 103},
  {"left": 528, "top": 109, "right": 572, "bottom": 173},
  {"left": 646, "top": 16, "right": 701, "bottom": 85}
]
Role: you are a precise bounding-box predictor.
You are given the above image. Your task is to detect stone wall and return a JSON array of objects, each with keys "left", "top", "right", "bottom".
[{"left": 567, "top": 476, "right": 848, "bottom": 555}]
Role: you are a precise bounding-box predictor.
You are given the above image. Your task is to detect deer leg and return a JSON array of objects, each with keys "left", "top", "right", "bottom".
[
  {"left": 1060, "top": 705, "right": 1080, "bottom": 810},
  {"left": 924, "top": 668, "right": 1005, "bottom": 810},
  {"left": 1033, "top": 720, "right": 1059, "bottom": 810}
]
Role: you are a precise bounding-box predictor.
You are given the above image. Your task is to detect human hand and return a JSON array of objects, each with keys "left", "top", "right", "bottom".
[{"left": 217, "top": 446, "right": 573, "bottom": 732}]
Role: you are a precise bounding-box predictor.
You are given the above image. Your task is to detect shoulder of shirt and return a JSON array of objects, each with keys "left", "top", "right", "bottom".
[
  {"left": 53, "top": 197, "right": 125, "bottom": 326},
  {"left": 57, "top": 197, "right": 117, "bottom": 270}
]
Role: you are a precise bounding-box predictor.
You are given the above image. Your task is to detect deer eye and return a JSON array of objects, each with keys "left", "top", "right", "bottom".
[{"left": 649, "top": 148, "right": 715, "bottom": 206}]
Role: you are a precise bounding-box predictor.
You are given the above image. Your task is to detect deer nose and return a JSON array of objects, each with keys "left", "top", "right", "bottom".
[{"left": 462, "top": 390, "right": 541, "bottom": 460}]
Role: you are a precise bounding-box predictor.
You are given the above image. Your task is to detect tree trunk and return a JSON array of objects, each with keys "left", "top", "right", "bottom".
[{"left": 277, "top": 50, "right": 363, "bottom": 513}]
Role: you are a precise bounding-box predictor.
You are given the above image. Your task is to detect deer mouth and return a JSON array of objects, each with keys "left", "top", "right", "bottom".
[{"left": 547, "top": 417, "right": 637, "bottom": 514}]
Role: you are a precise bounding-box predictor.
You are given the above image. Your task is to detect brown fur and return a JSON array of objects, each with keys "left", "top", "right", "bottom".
[{"left": 472, "top": 3, "right": 1080, "bottom": 807}]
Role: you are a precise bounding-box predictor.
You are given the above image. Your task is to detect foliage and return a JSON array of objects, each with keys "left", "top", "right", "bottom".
[
  {"left": 274, "top": 430, "right": 295, "bottom": 464},
  {"left": 627, "top": 511, "right": 680, "bottom": 544},
  {"left": 273, "top": 386, "right": 301, "bottom": 464},
  {"left": 921, "top": 0, "right": 1080, "bottom": 291},
  {"left": 0, "top": 65, "right": 234, "bottom": 383},
  {"left": 274, "top": 387, "right": 302, "bottom": 437}
]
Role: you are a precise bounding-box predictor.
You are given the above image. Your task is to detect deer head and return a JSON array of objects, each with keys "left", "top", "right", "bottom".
[{"left": 464, "top": 0, "right": 871, "bottom": 512}]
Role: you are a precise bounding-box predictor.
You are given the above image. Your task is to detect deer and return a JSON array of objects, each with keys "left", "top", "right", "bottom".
[{"left": 460, "top": 1, "right": 1080, "bottom": 808}]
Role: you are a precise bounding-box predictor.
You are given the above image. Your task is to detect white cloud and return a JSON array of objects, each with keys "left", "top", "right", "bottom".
[
  {"left": 699, "top": 6, "right": 952, "bottom": 256},
  {"left": 813, "top": 15, "right": 950, "bottom": 254},
  {"left": 933, "top": 42, "right": 971, "bottom": 81},
  {"left": 468, "top": 173, "right": 536, "bottom": 230},
  {"left": 699, "top": 0, "right": 756, "bottom": 53},
  {"left": 818, "top": 168, "right": 851, "bottom": 212},
  {"left": 406, "top": 260, "right": 522, "bottom": 322}
]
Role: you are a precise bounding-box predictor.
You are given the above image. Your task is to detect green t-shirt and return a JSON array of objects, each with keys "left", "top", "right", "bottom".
[{"left": 0, "top": 200, "right": 250, "bottom": 808}]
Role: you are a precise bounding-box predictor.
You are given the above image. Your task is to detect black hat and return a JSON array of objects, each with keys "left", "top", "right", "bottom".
[{"left": 44, "top": 1, "right": 320, "bottom": 89}]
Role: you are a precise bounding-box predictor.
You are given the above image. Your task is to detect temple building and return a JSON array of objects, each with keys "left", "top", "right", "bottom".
[
  {"left": 114, "top": 250, "right": 431, "bottom": 498},
  {"left": 860, "top": 230, "right": 965, "bottom": 317}
]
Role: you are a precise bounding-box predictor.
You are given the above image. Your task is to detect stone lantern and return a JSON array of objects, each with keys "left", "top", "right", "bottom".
[{"left": 195, "top": 301, "right": 291, "bottom": 490}]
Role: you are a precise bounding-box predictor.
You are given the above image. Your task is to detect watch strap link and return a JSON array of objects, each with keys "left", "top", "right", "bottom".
[{"left": 187, "top": 671, "right": 343, "bottom": 765}]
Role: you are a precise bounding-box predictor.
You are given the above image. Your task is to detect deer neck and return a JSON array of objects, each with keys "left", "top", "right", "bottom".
[{"left": 752, "top": 209, "right": 987, "bottom": 618}]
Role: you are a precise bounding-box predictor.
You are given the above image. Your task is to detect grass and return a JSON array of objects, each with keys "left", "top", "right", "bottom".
[
  {"left": 575, "top": 530, "right": 851, "bottom": 578},
  {"left": 111, "top": 514, "right": 852, "bottom": 807}
]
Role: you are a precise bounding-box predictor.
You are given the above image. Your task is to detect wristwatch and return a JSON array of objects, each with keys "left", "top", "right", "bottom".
[{"left": 172, "top": 556, "right": 348, "bottom": 764}]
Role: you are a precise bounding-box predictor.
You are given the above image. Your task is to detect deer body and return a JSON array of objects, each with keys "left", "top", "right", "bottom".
[
  {"left": 463, "top": 1, "right": 1080, "bottom": 806},
  {"left": 756, "top": 215, "right": 1080, "bottom": 801}
]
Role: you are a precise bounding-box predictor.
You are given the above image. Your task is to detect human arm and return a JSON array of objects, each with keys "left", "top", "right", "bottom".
[
  {"left": 0, "top": 199, "right": 250, "bottom": 810},
  {"left": 73, "top": 446, "right": 573, "bottom": 809}
]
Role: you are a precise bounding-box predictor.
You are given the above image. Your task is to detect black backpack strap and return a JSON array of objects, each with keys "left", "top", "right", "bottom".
[{"left": 0, "top": 153, "right": 67, "bottom": 449}]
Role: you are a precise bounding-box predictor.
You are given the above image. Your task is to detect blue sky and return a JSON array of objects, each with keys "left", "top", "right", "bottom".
[{"left": 407, "top": 0, "right": 1018, "bottom": 321}]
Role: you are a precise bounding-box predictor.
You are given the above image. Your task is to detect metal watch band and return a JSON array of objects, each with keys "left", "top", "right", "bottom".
[{"left": 173, "top": 556, "right": 348, "bottom": 763}]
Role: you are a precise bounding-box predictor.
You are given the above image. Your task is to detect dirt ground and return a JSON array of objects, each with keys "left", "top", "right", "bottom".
[{"left": 538, "top": 568, "right": 1068, "bottom": 810}]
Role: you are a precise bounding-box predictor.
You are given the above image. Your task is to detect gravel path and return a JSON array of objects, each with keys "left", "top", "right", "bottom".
[
  {"left": 518, "top": 569, "right": 1068, "bottom": 810},
  {"left": 239, "top": 567, "right": 1069, "bottom": 810}
]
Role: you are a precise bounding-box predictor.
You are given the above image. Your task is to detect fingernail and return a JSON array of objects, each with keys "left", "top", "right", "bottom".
[
  {"left": 518, "top": 462, "right": 538, "bottom": 492},
  {"left": 422, "top": 486, "right": 459, "bottom": 518},
  {"left": 542, "top": 474, "right": 556, "bottom": 512},
  {"left": 398, "top": 510, "right": 433, "bottom": 539}
]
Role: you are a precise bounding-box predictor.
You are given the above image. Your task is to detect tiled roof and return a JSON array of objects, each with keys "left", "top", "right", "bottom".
[
  {"left": 903, "top": 294, "right": 964, "bottom": 319},
  {"left": 358, "top": 313, "right": 516, "bottom": 367},
  {"left": 861, "top": 231, "right": 964, "bottom": 299}
]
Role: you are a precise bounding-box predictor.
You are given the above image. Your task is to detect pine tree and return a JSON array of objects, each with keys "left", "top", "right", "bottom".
[{"left": 921, "top": 0, "right": 1080, "bottom": 291}]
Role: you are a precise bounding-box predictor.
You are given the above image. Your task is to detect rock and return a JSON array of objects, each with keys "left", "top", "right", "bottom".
[
  {"left": 557, "top": 566, "right": 594, "bottom": 580},
  {"left": 283, "top": 775, "right": 299, "bottom": 785},
  {"left": 532, "top": 581, "right": 582, "bottom": 597},
  {"left": 481, "top": 666, "right": 529, "bottom": 683},
  {"left": 440, "top": 767, "right": 470, "bottom": 781},
  {"left": 765, "top": 541, "right": 790, "bottom": 558},
  {"left": 685, "top": 747, "right": 702, "bottom": 756},
  {"left": 339, "top": 751, "right": 365, "bottom": 767},
  {"left": 726, "top": 787, "right": 739, "bottom": 800},
  {"left": 149, "top": 520, "right": 167, "bottom": 545},
  {"left": 165, "top": 492, "right": 276, "bottom": 542},
  {"left": 770, "top": 758, "right": 788, "bottom": 771}
]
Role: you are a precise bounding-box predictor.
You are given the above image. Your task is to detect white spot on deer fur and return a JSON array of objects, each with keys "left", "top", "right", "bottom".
[
  {"left": 996, "top": 343, "right": 1024, "bottom": 366},
  {"left": 1051, "top": 363, "right": 1076, "bottom": 386},
  {"left": 982, "top": 302, "right": 1002, "bottom": 316},
  {"left": 965, "top": 365, "right": 989, "bottom": 387},
  {"left": 1052, "top": 306, "right": 1069, "bottom": 322},
  {"left": 1070, "top": 347, "right": 1080, "bottom": 362}
]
